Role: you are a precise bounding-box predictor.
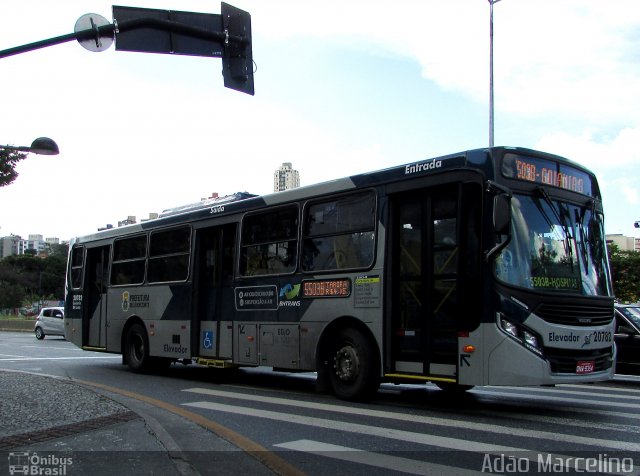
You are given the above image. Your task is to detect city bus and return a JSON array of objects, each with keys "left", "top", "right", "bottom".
[{"left": 63, "top": 146, "right": 615, "bottom": 400}]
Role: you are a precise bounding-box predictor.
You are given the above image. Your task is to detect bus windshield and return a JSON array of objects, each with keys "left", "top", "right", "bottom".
[{"left": 495, "top": 191, "right": 611, "bottom": 296}]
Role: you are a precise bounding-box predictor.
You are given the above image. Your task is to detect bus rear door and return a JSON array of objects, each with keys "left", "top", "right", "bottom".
[
  {"left": 193, "top": 223, "right": 237, "bottom": 360},
  {"left": 83, "top": 245, "right": 110, "bottom": 349}
]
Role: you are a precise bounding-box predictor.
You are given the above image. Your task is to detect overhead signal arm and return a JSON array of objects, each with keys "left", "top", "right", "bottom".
[{"left": 0, "top": 2, "right": 254, "bottom": 95}]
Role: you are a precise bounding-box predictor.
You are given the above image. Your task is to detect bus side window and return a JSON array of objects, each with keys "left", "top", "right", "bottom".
[
  {"left": 148, "top": 227, "right": 191, "bottom": 283},
  {"left": 70, "top": 246, "right": 84, "bottom": 289},
  {"left": 302, "top": 191, "right": 376, "bottom": 272},
  {"left": 111, "top": 235, "right": 147, "bottom": 285},
  {"left": 240, "top": 206, "right": 298, "bottom": 276}
]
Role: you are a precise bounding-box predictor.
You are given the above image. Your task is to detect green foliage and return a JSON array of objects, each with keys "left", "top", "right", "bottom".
[
  {"left": 608, "top": 243, "right": 640, "bottom": 303},
  {"left": 0, "top": 149, "right": 27, "bottom": 187},
  {"left": 0, "top": 254, "right": 65, "bottom": 308}
]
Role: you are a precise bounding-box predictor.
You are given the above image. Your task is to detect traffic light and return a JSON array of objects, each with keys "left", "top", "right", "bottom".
[
  {"left": 112, "top": 3, "right": 253, "bottom": 95},
  {"left": 221, "top": 3, "right": 254, "bottom": 95}
]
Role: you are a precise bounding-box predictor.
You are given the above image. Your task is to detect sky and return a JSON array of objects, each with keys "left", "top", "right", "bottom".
[{"left": 1, "top": 0, "right": 639, "bottom": 241}]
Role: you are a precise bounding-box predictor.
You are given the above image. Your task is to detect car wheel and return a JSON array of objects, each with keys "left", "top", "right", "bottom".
[{"left": 35, "top": 327, "right": 45, "bottom": 340}]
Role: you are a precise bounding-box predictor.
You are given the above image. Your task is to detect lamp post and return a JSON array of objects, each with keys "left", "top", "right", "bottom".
[
  {"left": 0, "top": 137, "right": 59, "bottom": 155},
  {"left": 489, "top": 0, "right": 501, "bottom": 148},
  {"left": 0, "top": 137, "right": 59, "bottom": 187}
]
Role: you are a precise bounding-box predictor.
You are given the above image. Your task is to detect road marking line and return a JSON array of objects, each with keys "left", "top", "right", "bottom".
[
  {"left": 182, "top": 387, "right": 637, "bottom": 450},
  {"left": 274, "top": 439, "right": 483, "bottom": 476},
  {"left": 560, "top": 383, "right": 640, "bottom": 394},
  {"left": 482, "top": 385, "right": 640, "bottom": 400},
  {"left": 0, "top": 356, "right": 121, "bottom": 361},
  {"left": 21, "top": 345, "right": 84, "bottom": 351},
  {"left": 184, "top": 401, "right": 634, "bottom": 473},
  {"left": 475, "top": 389, "right": 640, "bottom": 410},
  {"left": 76, "top": 380, "right": 304, "bottom": 476},
  {"left": 184, "top": 399, "right": 526, "bottom": 453}
]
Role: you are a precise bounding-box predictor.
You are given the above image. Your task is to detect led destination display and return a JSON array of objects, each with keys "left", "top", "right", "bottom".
[{"left": 502, "top": 153, "right": 593, "bottom": 196}]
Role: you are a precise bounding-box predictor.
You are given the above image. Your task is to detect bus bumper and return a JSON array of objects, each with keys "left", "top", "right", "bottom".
[{"left": 487, "top": 336, "right": 614, "bottom": 386}]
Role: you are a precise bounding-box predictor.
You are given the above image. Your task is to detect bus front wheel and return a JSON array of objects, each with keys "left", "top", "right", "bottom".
[
  {"left": 125, "top": 323, "right": 152, "bottom": 373},
  {"left": 329, "top": 328, "right": 379, "bottom": 401},
  {"left": 435, "top": 382, "right": 474, "bottom": 393}
]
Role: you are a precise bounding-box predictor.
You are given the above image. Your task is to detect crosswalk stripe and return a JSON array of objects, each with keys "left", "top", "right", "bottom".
[
  {"left": 480, "top": 385, "right": 640, "bottom": 401},
  {"left": 182, "top": 399, "right": 638, "bottom": 455},
  {"left": 182, "top": 387, "right": 637, "bottom": 451},
  {"left": 274, "top": 439, "right": 484, "bottom": 476},
  {"left": 560, "top": 383, "right": 640, "bottom": 395},
  {"left": 183, "top": 400, "right": 535, "bottom": 453},
  {"left": 474, "top": 389, "right": 640, "bottom": 410},
  {"left": 0, "top": 356, "right": 121, "bottom": 361}
]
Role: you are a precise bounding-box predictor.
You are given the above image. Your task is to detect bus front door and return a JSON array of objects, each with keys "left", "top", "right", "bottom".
[
  {"left": 390, "top": 185, "right": 463, "bottom": 380},
  {"left": 84, "top": 246, "right": 110, "bottom": 349},
  {"left": 194, "top": 224, "right": 237, "bottom": 359}
]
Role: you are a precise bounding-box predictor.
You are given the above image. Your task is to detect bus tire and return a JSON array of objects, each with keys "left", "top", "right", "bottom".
[
  {"left": 329, "top": 327, "right": 379, "bottom": 401},
  {"left": 124, "top": 323, "right": 152, "bottom": 373},
  {"left": 435, "top": 382, "right": 474, "bottom": 393}
]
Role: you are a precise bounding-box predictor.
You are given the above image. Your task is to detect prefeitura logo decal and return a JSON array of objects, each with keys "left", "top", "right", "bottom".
[{"left": 122, "top": 291, "right": 130, "bottom": 312}]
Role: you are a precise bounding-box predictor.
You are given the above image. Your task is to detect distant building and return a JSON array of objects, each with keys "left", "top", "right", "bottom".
[
  {"left": 274, "top": 162, "right": 300, "bottom": 192},
  {"left": 118, "top": 216, "right": 137, "bottom": 227},
  {"left": 0, "top": 234, "right": 60, "bottom": 258},
  {"left": 141, "top": 213, "right": 159, "bottom": 223},
  {"left": 0, "top": 235, "right": 22, "bottom": 259},
  {"left": 606, "top": 234, "right": 640, "bottom": 252}
]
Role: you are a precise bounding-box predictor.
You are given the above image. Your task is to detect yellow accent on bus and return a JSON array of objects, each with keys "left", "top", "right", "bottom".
[
  {"left": 82, "top": 346, "right": 107, "bottom": 352},
  {"left": 196, "top": 358, "right": 238, "bottom": 369},
  {"left": 384, "top": 373, "right": 456, "bottom": 383}
]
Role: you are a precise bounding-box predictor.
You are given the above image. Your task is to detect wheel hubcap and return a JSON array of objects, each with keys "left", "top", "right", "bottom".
[
  {"left": 334, "top": 345, "right": 359, "bottom": 382},
  {"left": 132, "top": 335, "right": 144, "bottom": 362}
]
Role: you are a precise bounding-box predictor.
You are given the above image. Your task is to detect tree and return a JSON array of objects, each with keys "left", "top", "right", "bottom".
[
  {"left": 0, "top": 254, "right": 66, "bottom": 308},
  {"left": 0, "top": 149, "right": 27, "bottom": 187},
  {"left": 608, "top": 243, "right": 640, "bottom": 303}
]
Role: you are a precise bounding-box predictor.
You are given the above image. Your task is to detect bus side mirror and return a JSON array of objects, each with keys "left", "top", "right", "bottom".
[{"left": 494, "top": 195, "right": 511, "bottom": 235}]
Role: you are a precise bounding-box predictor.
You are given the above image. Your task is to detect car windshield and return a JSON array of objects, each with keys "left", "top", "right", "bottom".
[
  {"left": 495, "top": 192, "right": 611, "bottom": 296},
  {"left": 618, "top": 306, "right": 640, "bottom": 328}
]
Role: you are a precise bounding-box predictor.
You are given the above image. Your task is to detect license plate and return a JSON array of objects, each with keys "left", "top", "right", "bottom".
[{"left": 576, "top": 360, "right": 595, "bottom": 374}]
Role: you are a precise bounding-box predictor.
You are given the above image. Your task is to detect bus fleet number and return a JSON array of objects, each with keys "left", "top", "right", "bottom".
[{"left": 592, "top": 330, "right": 611, "bottom": 343}]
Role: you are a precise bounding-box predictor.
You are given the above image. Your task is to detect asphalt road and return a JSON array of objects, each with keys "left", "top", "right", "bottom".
[{"left": 2, "top": 331, "right": 640, "bottom": 476}]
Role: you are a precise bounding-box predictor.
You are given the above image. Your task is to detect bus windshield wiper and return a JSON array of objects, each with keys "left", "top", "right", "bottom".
[
  {"left": 535, "top": 186, "right": 575, "bottom": 269},
  {"left": 575, "top": 198, "right": 602, "bottom": 270}
]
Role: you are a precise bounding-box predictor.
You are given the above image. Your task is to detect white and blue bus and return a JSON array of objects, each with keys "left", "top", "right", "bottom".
[{"left": 64, "top": 146, "right": 614, "bottom": 400}]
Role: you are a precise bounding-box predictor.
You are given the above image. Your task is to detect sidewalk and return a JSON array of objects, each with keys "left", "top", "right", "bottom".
[{"left": 0, "top": 371, "right": 280, "bottom": 476}]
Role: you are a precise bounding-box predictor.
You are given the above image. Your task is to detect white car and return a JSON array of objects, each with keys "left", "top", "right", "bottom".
[{"left": 34, "top": 307, "right": 65, "bottom": 340}]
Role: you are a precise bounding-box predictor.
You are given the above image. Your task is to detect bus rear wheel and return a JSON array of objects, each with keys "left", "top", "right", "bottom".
[
  {"left": 125, "top": 323, "right": 152, "bottom": 373},
  {"left": 329, "top": 328, "right": 379, "bottom": 401}
]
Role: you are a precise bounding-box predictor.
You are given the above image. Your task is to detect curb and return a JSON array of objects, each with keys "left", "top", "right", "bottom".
[{"left": 0, "top": 321, "right": 34, "bottom": 332}]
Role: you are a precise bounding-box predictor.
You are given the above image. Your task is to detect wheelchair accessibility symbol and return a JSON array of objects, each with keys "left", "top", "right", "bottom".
[{"left": 202, "top": 331, "right": 214, "bottom": 350}]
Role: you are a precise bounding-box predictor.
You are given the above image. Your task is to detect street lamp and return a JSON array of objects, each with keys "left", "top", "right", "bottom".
[
  {"left": 0, "top": 137, "right": 59, "bottom": 155},
  {"left": 488, "top": 0, "right": 501, "bottom": 148}
]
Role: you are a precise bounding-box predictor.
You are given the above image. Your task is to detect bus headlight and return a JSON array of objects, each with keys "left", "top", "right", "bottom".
[
  {"left": 500, "top": 318, "right": 519, "bottom": 338},
  {"left": 498, "top": 314, "right": 543, "bottom": 357},
  {"left": 523, "top": 330, "right": 543, "bottom": 356}
]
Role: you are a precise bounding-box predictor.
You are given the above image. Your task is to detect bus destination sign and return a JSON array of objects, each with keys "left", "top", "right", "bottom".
[
  {"left": 302, "top": 278, "right": 351, "bottom": 298},
  {"left": 502, "top": 153, "right": 592, "bottom": 196}
]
